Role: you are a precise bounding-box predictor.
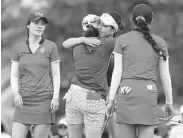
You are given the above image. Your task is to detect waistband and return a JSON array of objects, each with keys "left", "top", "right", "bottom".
[{"left": 70, "top": 84, "right": 106, "bottom": 100}]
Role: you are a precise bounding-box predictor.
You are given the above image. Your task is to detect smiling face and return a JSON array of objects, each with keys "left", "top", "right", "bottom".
[
  {"left": 99, "top": 23, "right": 115, "bottom": 38},
  {"left": 27, "top": 18, "right": 46, "bottom": 36}
]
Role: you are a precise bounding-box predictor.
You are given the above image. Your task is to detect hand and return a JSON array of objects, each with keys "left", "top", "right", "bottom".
[
  {"left": 51, "top": 98, "right": 59, "bottom": 114},
  {"left": 14, "top": 93, "right": 23, "bottom": 109},
  {"left": 84, "top": 37, "right": 101, "bottom": 47},
  {"left": 165, "top": 104, "right": 174, "bottom": 120},
  {"left": 106, "top": 100, "right": 115, "bottom": 117}
]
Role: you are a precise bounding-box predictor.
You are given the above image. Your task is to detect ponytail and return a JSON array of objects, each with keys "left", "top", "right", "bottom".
[
  {"left": 26, "top": 21, "right": 30, "bottom": 45},
  {"left": 133, "top": 16, "right": 167, "bottom": 61}
]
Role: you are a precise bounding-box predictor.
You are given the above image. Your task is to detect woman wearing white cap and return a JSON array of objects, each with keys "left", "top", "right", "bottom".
[
  {"left": 62, "top": 11, "right": 123, "bottom": 138},
  {"left": 106, "top": 4, "right": 174, "bottom": 138},
  {"left": 11, "top": 12, "right": 60, "bottom": 138},
  {"left": 169, "top": 105, "right": 183, "bottom": 138}
]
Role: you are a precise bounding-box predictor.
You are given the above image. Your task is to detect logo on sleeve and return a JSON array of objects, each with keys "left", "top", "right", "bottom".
[{"left": 40, "top": 47, "right": 46, "bottom": 53}]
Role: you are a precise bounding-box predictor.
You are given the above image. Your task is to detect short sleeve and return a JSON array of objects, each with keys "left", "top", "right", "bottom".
[
  {"left": 160, "top": 38, "right": 169, "bottom": 58},
  {"left": 113, "top": 36, "right": 122, "bottom": 54},
  {"left": 50, "top": 43, "right": 60, "bottom": 63},
  {"left": 11, "top": 46, "right": 19, "bottom": 62}
]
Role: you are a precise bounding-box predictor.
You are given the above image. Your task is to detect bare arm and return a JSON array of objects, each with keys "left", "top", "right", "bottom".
[
  {"left": 62, "top": 37, "right": 101, "bottom": 49},
  {"left": 159, "top": 58, "right": 173, "bottom": 104},
  {"left": 108, "top": 52, "right": 123, "bottom": 101},
  {"left": 51, "top": 61, "right": 61, "bottom": 99},
  {"left": 11, "top": 61, "right": 19, "bottom": 96}
]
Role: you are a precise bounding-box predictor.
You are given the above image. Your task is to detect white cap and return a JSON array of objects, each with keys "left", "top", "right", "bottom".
[
  {"left": 100, "top": 13, "right": 118, "bottom": 32},
  {"left": 82, "top": 14, "right": 99, "bottom": 31},
  {"left": 58, "top": 117, "right": 67, "bottom": 126}
]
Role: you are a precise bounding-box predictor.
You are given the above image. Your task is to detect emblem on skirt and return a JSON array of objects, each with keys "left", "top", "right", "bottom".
[
  {"left": 120, "top": 86, "right": 132, "bottom": 95},
  {"left": 40, "top": 47, "right": 46, "bottom": 53},
  {"left": 147, "top": 84, "right": 157, "bottom": 92}
]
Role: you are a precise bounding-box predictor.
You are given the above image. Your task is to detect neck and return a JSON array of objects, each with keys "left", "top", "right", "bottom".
[{"left": 28, "top": 34, "right": 42, "bottom": 45}]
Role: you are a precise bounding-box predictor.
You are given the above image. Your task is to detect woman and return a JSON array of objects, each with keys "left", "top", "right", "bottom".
[
  {"left": 11, "top": 12, "right": 60, "bottom": 138},
  {"left": 63, "top": 12, "right": 123, "bottom": 138},
  {"left": 106, "top": 4, "right": 174, "bottom": 138}
]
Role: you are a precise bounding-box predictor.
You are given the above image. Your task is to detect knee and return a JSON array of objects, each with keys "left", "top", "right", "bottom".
[
  {"left": 33, "top": 125, "right": 51, "bottom": 138},
  {"left": 33, "top": 131, "right": 49, "bottom": 138}
]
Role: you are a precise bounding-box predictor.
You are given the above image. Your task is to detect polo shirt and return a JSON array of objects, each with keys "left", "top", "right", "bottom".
[
  {"left": 113, "top": 31, "right": 169, "bottom": 81},
  {"left": 11, "top": 39, "right": 60, "bottom": 97},
  {"left": 71, "top": 37, "right": 116, "bottom": 97}
]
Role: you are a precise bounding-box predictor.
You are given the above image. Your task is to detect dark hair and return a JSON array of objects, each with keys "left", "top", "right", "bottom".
[
  {"left": 132, "top": 5, "right": 166, "bottom": 61},
  {"left": 84, "top": 25, "right": 100, "bottom": 53},
  {"left": 108, "top": 11, "right": 124, "bottom": 37},
  {"left": 26, "top": 21, "right": 31, "bottom": 41},
  {"left": 84, "top": 25, "right": 100, "bottom": 37}
]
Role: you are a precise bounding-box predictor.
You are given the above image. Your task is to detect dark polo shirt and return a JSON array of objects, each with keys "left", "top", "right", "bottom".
[
  {"left": 71, "top": 37, "right": 116, "bottom": 97},
  {"left": 11, "top": 39, "right": 60, "bottom": 97},
  {"left": 114, "top": 31, "right": 169, "bottom": 81}
]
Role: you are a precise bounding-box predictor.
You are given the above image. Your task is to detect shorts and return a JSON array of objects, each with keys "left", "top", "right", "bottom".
[{"left": 65, "top": 84, "right": 106, "bottom": 128}]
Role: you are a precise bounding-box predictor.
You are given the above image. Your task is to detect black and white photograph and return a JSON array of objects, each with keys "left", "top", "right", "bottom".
[{"left": 1, "top": 0, "right": 183, "bottom": 138}]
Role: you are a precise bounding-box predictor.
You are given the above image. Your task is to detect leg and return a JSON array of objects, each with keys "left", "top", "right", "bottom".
[
  {"left": 108, "top": 112, "right": 120, "bottom": 138},
  {"left": 118, "top": 124, "right": 136, "bottom": 138},
  {"left": 84, "top": 99, "right": 106, "bottom": 138},
  {"left": 85, "top": 127, "right": 103, "bottom": 138},
  {"left": 67, "top": 123, "right": 84, "bottom": 138},
  {"left": 12, "top": 122, "right": 30, "bottom": 138},
  {"left": 65, "top": 97, "right": 84, "bottom": 138},
  {"left": 138, "top": 125, "right": 154, "bottom": 138},
  {"left": 33, "top": 124, "right": 51, "bottom": 138}
]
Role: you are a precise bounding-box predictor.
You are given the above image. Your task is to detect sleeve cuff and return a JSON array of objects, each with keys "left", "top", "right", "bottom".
[
  {"left": 11, "top": 60, "right": 19, "bottom": 63},
  {"left": 51, "top": 60, "right": 60, "bottom": 63}
]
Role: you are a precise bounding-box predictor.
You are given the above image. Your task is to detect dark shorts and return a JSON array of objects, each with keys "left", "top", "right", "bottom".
[{"left": 116, "top": 79, "right": 159, "bottom": 125}]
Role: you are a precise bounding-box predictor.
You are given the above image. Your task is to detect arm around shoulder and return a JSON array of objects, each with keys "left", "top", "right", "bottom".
[{"left": 62, "top": 37, "right": 85, "bottom": 48}]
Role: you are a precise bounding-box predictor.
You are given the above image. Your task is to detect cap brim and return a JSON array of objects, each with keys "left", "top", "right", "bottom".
[{"left": 32, "top": 17, "right": 48, "bottom": 24}]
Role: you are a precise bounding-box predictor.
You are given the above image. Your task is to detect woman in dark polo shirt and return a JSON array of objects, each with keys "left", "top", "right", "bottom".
[
  {"left": 62, "top": 12, "right": 123, "bottom": 138},
  {"left": 107, "top": 4, "right": 174, "bottom": 138},
  {"left": 11, "top": 12, "right": 60, "bottom": 138}
]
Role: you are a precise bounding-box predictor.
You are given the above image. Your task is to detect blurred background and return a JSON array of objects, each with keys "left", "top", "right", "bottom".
[{"left": 1, "top": 0, "right": 183, "bottom": 137}]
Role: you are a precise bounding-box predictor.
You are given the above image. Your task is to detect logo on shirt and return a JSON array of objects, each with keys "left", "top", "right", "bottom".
[{"left": 40, "top": 47, "right": 46, "bottom": 53}]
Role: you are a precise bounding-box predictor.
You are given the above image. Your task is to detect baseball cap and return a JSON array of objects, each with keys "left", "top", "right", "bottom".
[
  {"left": 100, "top": 13, "right": 119, "bottom": 32},
  {"left": 27, "top": 12, "right": 48, "bottom": 24},
  {"left": 132, "top": 4, "right": 153, "bottom": 24},
  {"left": 82, "top": 14, "right": 101, "bottom": 31},
  {"left": 58, "top": 117, "right": 67, "bottom": 126}
]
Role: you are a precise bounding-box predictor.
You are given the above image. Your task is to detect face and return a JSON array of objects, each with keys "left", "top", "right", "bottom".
[
  {"left": 99, "top": 23, "right": 115, "bottom": 38},
  {"left": 27, "top": 19, "right": 46, "bottom": 36}
]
